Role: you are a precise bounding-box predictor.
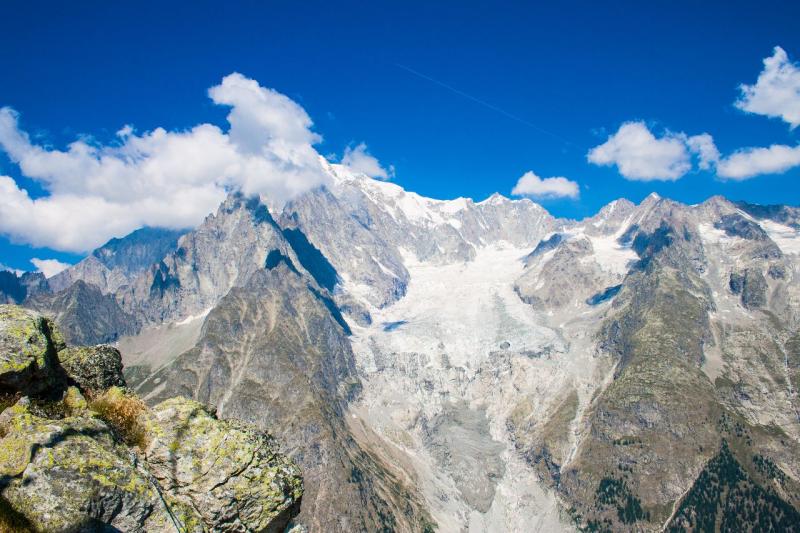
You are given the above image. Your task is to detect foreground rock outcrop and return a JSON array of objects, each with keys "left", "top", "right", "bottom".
[
  {"left": 0, "top": 305, "right": 64, "bottom": 396},
  {"left": 0, "top": 304, "right": 302, "bottom": 532}
]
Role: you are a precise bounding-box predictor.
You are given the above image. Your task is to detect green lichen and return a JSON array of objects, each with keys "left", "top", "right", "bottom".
[
  {"left": 143, "top": 397, "right": 303, "bottom": 530},
  {"left": 63, "top": 385, "right": 88, "bottom": 412}
]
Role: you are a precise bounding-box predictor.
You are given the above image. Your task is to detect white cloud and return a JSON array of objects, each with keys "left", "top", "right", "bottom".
[
  {"left": 511, "top": 170, "right": 579, "bottom": 199},
  {"left": 341, "top": 142, "right": 393, "bottom": 180},
  {"left": 116, "top": 124, "right": 134, "bottom": 138},
  {"left": 30, "top": 257, "right": 71, "bottom": 278},
  {"left": 0, "top": 73, "right": 331, "bottom": 253},
  {"left": 735, "top": 46, "right": 800, "bottom": 129},
  {"left": 686, "top": 133, "right": 720, "bottom": 170},
  {"left": 588, "top": 49, "right": 800, "bottom": 181},
  {"left": 716, "top": 143, "right": 800, "bottom": 180},
  {"left": 587, "top": 122, "right": 691, "bottom": 181}
]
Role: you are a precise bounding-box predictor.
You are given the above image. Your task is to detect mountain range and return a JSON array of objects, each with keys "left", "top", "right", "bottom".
[{"left": 2, "top": 161, "right": 800, "bottom": 532}]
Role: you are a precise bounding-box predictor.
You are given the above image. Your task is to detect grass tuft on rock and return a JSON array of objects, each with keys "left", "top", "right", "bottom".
[{"left": 89, "top": 386, "right": 148, "bottom": 449}]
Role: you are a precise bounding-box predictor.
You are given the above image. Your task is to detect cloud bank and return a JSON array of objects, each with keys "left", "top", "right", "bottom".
[
  {"left": 716, "top": 143, "right": 800, "bottom": 180},
  {"left": 586, "top": 122, "right": 697, "bottom": 181},
  {"left": 0, "top": 73, "right": 337, "bottom": 253},
  {"left": 511, "top": 170, "right": 579, "bottom": 199}
]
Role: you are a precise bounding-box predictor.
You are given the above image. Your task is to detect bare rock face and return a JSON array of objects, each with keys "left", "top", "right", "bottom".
[
  {"left": 48, "top": 227, "right": 185, "bottom": 295},
  {"left": 137, "top": 266, "right": 432, "bottom": 532},
  {"left": 121, "top": 193, "right": 300, "bottom": 325},
  {"left": 729, "top": 268, "right": 768, "bottom": 309},
  {"left": 0, "top": 271, "right": 49, "bottom": 304},
  {"left": 26, "top": 279, "right": 139, "bottom": 345}
]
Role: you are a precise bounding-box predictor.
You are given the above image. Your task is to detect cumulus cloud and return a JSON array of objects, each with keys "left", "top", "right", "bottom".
[
  {"left": 341, "top": 142, "right": 394, "bottom": 180},
  {"left": 0, "top": 73, "right": 331, "bottom": 253},
  {"left": 30, "top": 257, "right": 71, "bottom": 278},
  {"left": 587, "top": 122, "right": 692, "bottom": 181},
  {"left": 736, "top": 46, "right": 800, "bottom": 129},
  {"left": 587, "top": 122, "right": 725, "bottom": 180},
  {"left": 589, "top": 48, "right": 800, "bottom": 181},
  {"left": 716, "top": 143, "right": 800, "bottom": 180},
  {"left": 511, "top": 170, "right": 579, "bottom": 199},
  {"left": 685, "top": 133, "right": 720, "bottom": 170}
]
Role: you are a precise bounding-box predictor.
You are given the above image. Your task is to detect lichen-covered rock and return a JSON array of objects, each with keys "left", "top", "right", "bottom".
[
  {"left": 0, "top": 304, "right": 64, "bottom": 394},
  {"left": 60, "top": 344, "right": 126, "bottom": 392},
  {"left": 0, "top": 304, "right": 303, "bottom": 531},
  {"left": 141, "top": 397, "right": 303, "bottom": 532},
  {"left": 0, "top": 398, "right": 201, "bottom": 532}
]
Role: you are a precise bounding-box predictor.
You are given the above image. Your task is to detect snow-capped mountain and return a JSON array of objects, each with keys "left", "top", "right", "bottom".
[{"left": 21, "top": 164, "right": 800, "bottom": 531}]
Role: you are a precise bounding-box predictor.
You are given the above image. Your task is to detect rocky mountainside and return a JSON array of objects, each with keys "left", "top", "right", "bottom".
[
  {"left": 26, "top": 280, "right": 138, "bottom": 345},
  {"left": 12, "top": 163, "right": 800, "bottom": 532},
  {"left": 48, "top": 227, "right": 185, "bottom": 295},
  {"left": 0, "top": 304, "right": 302, "bottom": 532},
  {"left": 0, "top": 271, "right": 48, "bottom": 305}
]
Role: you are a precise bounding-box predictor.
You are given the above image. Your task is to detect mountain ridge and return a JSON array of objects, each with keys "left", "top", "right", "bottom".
[{"left": 4, "top": 165, "right": 800, "bottom": 531}]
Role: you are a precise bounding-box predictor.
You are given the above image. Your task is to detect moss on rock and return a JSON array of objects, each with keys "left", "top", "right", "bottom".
[{"left": 0, "top": 398, "right": 194, "bottom": 532}]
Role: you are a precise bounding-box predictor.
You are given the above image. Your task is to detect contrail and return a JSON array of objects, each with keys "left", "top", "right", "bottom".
[{"left": 396, "top": 63, "right": 570, "bottom": 145}]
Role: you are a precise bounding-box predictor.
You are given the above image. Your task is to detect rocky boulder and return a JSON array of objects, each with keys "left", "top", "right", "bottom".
[
  {"left": 0, "top": 397, "right": 202, "bottom": 532},
  {"left": 141, "top": 397, "right": 303, "bottom": 533},
  {"left": 0, "top": 305, "right": 303, "bottom": 532},
  {"left": 59, "top": 344, "right": 126, "bottom": 392},
  {"left": 0, "top": 304, "right": 64, "bottom": 395}
]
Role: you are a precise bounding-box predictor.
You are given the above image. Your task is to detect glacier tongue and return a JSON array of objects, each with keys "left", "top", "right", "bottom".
[{"left": 348, "top": 243, "right": 610, "bottom": 531}]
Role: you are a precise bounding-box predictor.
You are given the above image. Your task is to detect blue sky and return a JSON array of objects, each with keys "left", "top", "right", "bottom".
[{"left": 1, "top": 0, "right": 799, "bottom": 274}]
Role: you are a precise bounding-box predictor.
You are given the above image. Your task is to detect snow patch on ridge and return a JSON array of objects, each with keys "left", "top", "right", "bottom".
[{"left": 760, "top": 219, "right": 800, "bottom": 255}]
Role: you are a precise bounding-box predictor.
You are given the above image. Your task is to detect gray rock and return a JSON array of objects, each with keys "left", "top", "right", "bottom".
[
  {"left": 59, "top": 344, "right": 126, "bottom": 392},
  {"left": 0, "top": 399, "right": 201, "bottom": 533},
  {"left": 730, "top": 268, "right": 767, "bottom": 309},
  {"left": 141, "top": 397, "right": 303, "bottom": 533},
  {"left": 48, "top": 226, "right": 184, "bottom": 295},
  {"left": 0, "top": 304, "right": 64, "bottom": 395}
]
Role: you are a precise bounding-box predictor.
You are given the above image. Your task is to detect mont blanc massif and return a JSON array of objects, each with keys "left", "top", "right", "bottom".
[{"left": 1, "top": 159, "right": 800, "bottom": 532}]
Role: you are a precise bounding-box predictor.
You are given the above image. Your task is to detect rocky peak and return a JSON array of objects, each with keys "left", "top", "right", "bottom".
[
  {"left": 26, "top": 279, "right": 138, "bottom": 345},
  {"left": 0, "top": 271, "right": 49, "bottom": 305},
  {"left": 122, "top": 192, "right": 302, "bottom": 324}
]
